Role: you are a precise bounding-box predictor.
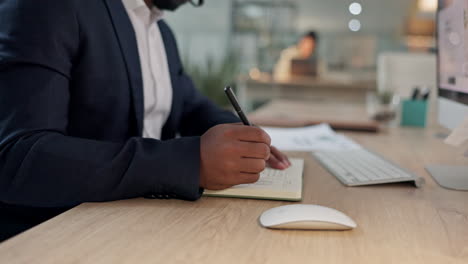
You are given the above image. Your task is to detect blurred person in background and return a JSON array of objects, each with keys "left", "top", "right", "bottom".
[{"left": 274, "top": 31, "right": 320, "bottom": 81}]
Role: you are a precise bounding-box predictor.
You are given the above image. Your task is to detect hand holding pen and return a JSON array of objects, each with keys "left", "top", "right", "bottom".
[{"left": 224, "top": 86, "right": 291, "bottom": 170}]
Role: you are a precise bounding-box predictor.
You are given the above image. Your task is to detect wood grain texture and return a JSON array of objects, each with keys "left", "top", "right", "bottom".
[{"left": 0, "top": 105, "right": 467, "bottom": 264}]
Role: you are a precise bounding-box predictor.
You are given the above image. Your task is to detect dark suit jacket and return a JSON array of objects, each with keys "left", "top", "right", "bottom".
[{"left": 0, "top": 0, "right": 238, "bottom": 240}]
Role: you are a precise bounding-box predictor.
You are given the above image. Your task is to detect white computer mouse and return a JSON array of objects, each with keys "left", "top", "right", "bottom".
[{"left": 259, "top": 204, "right": 357, "bottom": 230}]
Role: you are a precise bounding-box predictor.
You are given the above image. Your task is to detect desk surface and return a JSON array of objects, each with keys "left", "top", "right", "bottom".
[
  {"left": 248, "top": 99, "right": 379, "bottom": 131},
  {"left": 240, "top": 76, "right": 374, "bottom": 106},
  {"left": 241, "top": 72, "right": 376, "bottom": 89},
  {"left": 1, "top": 105, "right": 468, "bottom": 264}
]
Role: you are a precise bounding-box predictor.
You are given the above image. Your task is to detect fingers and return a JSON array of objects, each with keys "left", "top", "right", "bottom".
[
  {"left": 200, "top": 124, "right": 278, "bottom": 190},
  {"left": 207, "top": 172, "right": 260, "bottom": 188},
  {"left": 218, "top": 158, "right": 264, "bottom": 186},
  {"left": 266, "top": 151, "right": 286, "bottom": 170},
  {"left": 238, "top": 173, "right": 261, "bottom": 184},
  {"left": 236, "top": 141, "right": 270, "bottom": 160},
  {"left": 238, "top": 158, "right": 266, "bottom": 174},
  {"left": 223, "top": 172, "right": 260, "bottom": 186},
  {"left": 271, "top": 146, "right": 291, "bottom": 166},
  {"left": 211, "top": 172, "right": 261, "bottom": 188},
  {"left": 225, "top": 125, "right": 271, "bottom": 145}
]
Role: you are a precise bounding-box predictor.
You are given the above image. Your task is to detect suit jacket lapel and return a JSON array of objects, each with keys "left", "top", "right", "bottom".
[{"left": 103, "top": 0, "right": 144, "bottom": 136}]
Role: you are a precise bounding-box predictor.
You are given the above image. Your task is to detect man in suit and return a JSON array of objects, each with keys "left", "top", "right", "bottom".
[{"left": 0, "top": 0, "right": 290, "bottom": 241}]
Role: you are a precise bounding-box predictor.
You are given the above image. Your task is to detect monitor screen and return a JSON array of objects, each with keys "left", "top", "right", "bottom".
[{"left": 438, "top": 0, "right": 468, "bottom": 105}]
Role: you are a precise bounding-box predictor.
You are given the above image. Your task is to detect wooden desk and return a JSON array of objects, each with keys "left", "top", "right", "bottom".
[
  {"left": 248, "top": 99, "right": 380, "bottom": 132},
  {"left": 1, "top": 108, "right": 468, "bottom": 263},
  {"left": 237, "top": 75, "right": 375, "bottom": 111}
]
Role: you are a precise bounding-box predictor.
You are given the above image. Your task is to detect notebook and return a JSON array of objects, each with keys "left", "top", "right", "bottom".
[{"left": 203, "top": 158, "right": 304, "bottom": 201}]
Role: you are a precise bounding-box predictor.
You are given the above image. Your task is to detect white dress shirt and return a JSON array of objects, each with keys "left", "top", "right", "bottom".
[{"left": 122, "top": 0, "right": 173, "bottom": 139}]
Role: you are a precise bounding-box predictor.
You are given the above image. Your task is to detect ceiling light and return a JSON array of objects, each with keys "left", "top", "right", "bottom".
[
  {"left": 418, "top": 0, "right": 437, "bottom": 13},
  {"left": 348, "top": 19, "right": 361, "bottom": 32},
  {"left": 349, "top": 2, "right": 362, "bottom": 15}
]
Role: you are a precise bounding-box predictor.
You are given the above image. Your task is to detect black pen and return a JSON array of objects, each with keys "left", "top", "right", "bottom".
[
  {"left": 224, "top": 86, "right": 252, "bottom": 126},
  {"left": 411, "top": 87, "right": 420, "bottom": 100}
]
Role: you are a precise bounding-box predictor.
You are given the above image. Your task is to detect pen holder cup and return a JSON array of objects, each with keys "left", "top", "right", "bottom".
[{"left": 400, "top": 99, "right": 428, "bottom": 127}]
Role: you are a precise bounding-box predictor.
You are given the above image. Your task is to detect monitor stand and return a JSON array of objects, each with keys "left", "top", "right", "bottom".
[{"left": 426, "top": 165, "right": 468, "bottom": 191}]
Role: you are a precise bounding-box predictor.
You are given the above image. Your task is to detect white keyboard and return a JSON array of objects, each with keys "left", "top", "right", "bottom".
[{"left": 312, "top": 149, "right": 424, "bottom": 187}]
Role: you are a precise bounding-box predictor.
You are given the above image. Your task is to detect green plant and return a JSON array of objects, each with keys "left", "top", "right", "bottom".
[
  {"left": 184, "top": 51, "right": 240, "bottom": 107},
  {"left": 379, "top": 90, "right": 394, "bottom": 105}
]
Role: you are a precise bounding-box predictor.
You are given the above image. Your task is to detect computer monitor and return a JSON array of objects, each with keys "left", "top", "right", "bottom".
[
  {"left": 437, "top": 0, "right": 468, "bottom": 129},
  {"left": 425, "top": 0, "right": 468, "bottom": 191}
]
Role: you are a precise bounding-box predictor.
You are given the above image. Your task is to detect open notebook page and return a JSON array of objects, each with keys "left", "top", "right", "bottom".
[{"left": 204, "top": 158, "right": 304, "bottom": 201}]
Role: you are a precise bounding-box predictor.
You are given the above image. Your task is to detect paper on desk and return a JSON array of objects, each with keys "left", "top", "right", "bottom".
[
  {"left": 444, "top": 116, "right": 468, "bottom": 147},
  {"left": 262, "top": 124, "right": 362, "bottom": 152}
]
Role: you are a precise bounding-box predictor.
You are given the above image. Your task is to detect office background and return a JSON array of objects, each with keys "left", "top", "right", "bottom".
[{"left": 164, "top": 0, "right": 437, "bottom": 111}]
